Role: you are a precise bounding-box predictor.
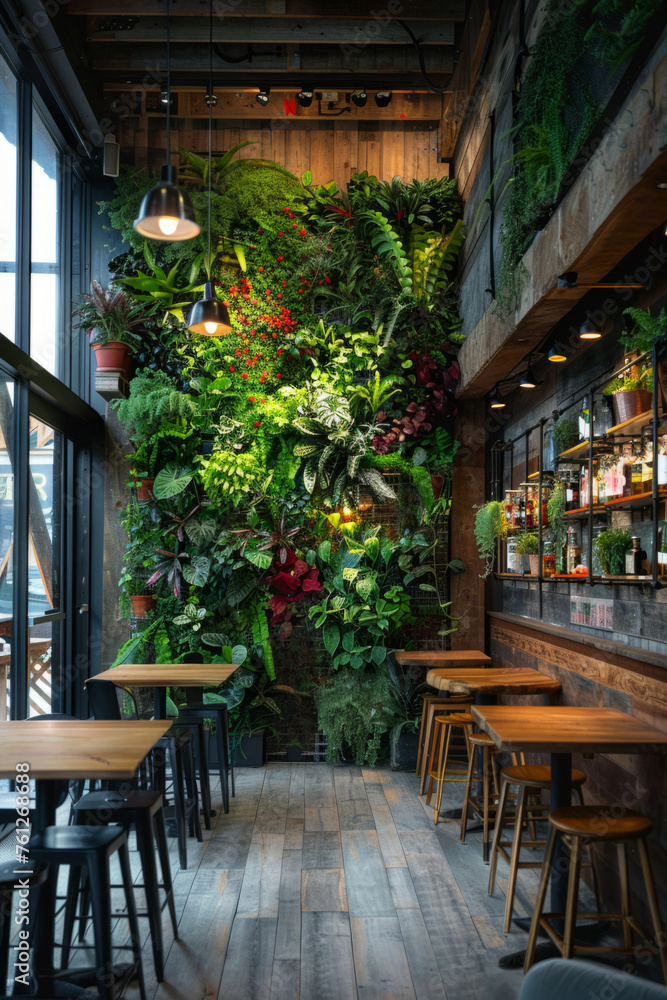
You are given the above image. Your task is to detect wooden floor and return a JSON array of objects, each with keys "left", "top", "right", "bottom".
[{"left": 119, "top": 764, "right": 532, "bottom": 1000}]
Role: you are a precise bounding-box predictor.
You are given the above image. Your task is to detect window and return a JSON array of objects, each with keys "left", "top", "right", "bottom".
[
  {"left": 0, "top": 55, "right": 17, "bottom": 344},
  {"left": 30, "top": 109, "right": 60, "bottom": 376}
]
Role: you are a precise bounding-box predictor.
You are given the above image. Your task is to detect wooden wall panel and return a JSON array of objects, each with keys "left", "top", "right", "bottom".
[{"left": 119, "top": 118, "right": 450, "bottom": 186}]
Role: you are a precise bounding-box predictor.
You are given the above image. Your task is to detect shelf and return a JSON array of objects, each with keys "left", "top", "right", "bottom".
[
  {"left": 553, "top": 572, "right": 588, "bottom": 579},
  {"left": 603, "top": 490, "right": 666, "bottom": 511},
  {"left": 562, "top": 505, "right": 606, "bottom": 518},
  {"left": 556, "top": 410, "right": 661, "bottom": 463}
]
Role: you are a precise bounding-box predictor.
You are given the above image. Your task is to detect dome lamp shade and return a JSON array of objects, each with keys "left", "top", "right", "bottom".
[
  {"left": 188, "top": 282, "right": 231, "bottom": 336},
  {"left": 134, "top": 165, "right": 200, "bottom": 241}
]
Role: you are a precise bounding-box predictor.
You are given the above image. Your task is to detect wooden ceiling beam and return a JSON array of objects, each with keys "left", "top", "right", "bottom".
[
  {"left": 86, "top": 16, "right": 455, "bottom": 44},
  {"left": 70, "top": 0, "right": 465, "bottom": 18},
  {"left": 92, "top": 43, "right": 454, "bottom": 74}
]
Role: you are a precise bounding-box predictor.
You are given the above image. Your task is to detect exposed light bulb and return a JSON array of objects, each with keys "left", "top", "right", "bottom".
[
  {"left": 157, "top": 216, "right": 179, "bottom": 236},
  {"left": 343, "top": 506, "right": 351, "bottom": 515},
  {"left": 204, "top": 321, "right": 219, "bottom": 334}
]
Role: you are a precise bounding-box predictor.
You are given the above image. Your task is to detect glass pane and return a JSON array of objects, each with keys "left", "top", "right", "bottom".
[
  {"left": 0, "top": 380, "right": 13, "bottom": 721},
  {"left": 0, "top": 56, "right": 17, "bottom": 343},
  {"left": 30, "top": 111, "right": 60, "bottom": 376},
  {"left": 28, "top": 417, "right": 63, "bottom": 715}
]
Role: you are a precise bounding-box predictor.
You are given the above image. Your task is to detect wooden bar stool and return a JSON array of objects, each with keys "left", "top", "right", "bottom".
[
  {"left": 460, "top": 732, "right": 502, "bottom": 862},
  {"left": 418, "top": 695, "right": 473, "bottom": 794},
  {"left": 488, "top": 764, "right": 587, "bottom": 933},
  {"left": 425, "top": 712, "right": 474, "bottom": 824},
  {"left": 525, "top": 806, "right": 667, "bottom": 983}
]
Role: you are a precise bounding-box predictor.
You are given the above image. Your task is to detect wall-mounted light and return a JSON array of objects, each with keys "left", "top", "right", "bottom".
[
  {"left": 256, "top": 86, "right": 270, "bottom": 106},
  {"left": 579, "top": 317, "right": 602, "bottom": 340},
  {"left": 519, "top": 365, "right": 537, "bottom": 389},
  {"left": 296, "top": 90, "right": 313, "bottom": 107},
  {"left": 547, "top": 343, "right": 568, "bottom": 363},
  {"left": 375, "top": 90, "right": 392, "bottom": 107},
  {"left": 351, "top": 89, "right": 367, "bottom": 107},
  {"left": 134, "top": 0, "right": 199, "bottom": 241}
]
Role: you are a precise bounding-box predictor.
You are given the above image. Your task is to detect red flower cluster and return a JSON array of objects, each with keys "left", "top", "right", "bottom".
[{"left": 266, "top": 549, "right": 322, "bottom": 624}]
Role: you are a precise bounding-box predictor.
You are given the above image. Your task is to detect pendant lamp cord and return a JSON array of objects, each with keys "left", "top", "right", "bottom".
[
  {"left": 208, "top": 0, "right": 213, "bottom": 270},
  {"left": 166, "top": 0, "right": 171, "bottom": 164}
]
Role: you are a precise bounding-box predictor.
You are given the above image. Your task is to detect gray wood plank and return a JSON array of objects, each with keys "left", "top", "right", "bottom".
[
  {"left": 301, "top": 868, "right": 348, "bottom": 912},
  {"left": 350, "top": 916, "right": 417, "bottom": 1000},
  {"left": 305, "top": 805, "right": 340, "bottom": 831},
  {"left": 200, "top": 771, "right": 264, "bottom": 869},
  {"left": 254, "top": 765, "right": 291, "bottom": 834},
  {"left": 152, "top": 868, "right": 243, "bottom": 1000},
  {"left": 269, "top": 959, "right": 300, "bottom": 1000},
  {"left": 335, "top": 768, "right": 376, "bottom": 831},
  {"left": 287, "top": 763, "right": 306, "bottom": 819},
  {"left": 341, "top": 830, "right": 395, "bottom": 918},
  {"left": 387, "top": 867, "right": 419, "bottom": 909},
  {"left": 218, "top": 916, "right": 278, "bottom": 1000},
  {"left": 396, "top": 909, "right": 449, "bottom": 1000},
  {"left": 274, "top": 899, "right": 301, "bottom": 961},
  {"left": 378, "top": 771, "right": 433, "bottom": 832},
  {"left": 369, "top": 802, "right": 407, "bottom": 867},
  {"left": 301, "top": 911, "right": 357, "bottom": 1000},
  {"left": 279, "top": 848, "right": 302, "bottom": 903},
  {"left": 236, "top": 832, "right": 285, "bottom": 918},
  {"left": 284, "top": 817, "right": 304, "bottom": 850},
  {"left": 302, "top": 830, "right": 343, "bottom": 869}
]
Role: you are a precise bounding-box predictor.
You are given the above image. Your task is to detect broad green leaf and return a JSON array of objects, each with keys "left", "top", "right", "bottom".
[
  {"left": 350, "top": 655, "right": 363, "bottom": 669},
  {"left": 201, "top": 632, "right": 230, "bottom": 647},
  {"left": 317, "top": 540, "right": 332, "bottom": 564},
  {"left": 355, "top": 572, "right": 377, "bottom": 602},
  {"left": 231, "top": 644, "right": 247, "bottom": 664},
  {"left": 302, "top": 170, "right": 313, "bottom": 185},
  {"left": 419, "top": 583, "right": 438, "bottom": 593},
  {"left": 342, "top": 631, "right": 354, "bottom": 652},
  {"left": 413, "top": 446, "right": 427, "bottom": 467},
  {"left": 364, "top": 537, "right": 380, "bottom": 561},
  {"left": 182, "top": 555, "right": 210, "bottom": 587},
  {"left": 153, "top": 464, "right": 195, "bottom": 499},
  {"left": 306, "top": 549, "right": 317, "bottom": 566},
  {"left": 449, "top": 558, "right": 466, "bottom": 574},
  {"left": 371, "top": 646, "right": 386, "bottom": 665},
  {"left": 245, "top": 549, "right": 274, "bottom": 570},
  {"left": 323, "top": 623, "right": 340, "bottom": 657},
  {"left": 233, "top": 243, "right": 247, "bottom": 271}
]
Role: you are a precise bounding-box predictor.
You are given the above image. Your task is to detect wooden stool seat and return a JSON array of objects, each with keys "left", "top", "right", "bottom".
[
  {"left": 525, "top": 806, "right": 667, "bottom": 983},
  {"left": 435, "top": 712, "right": 475, "bottom": 725},
  {"left": 502, "top": 765, "right": 586, "bottom": 788},
  {"left": 417, "top": 696, "right": 474, "bottom": 795},
  {"left": 468, "top": 733, "right": 496, "bottom": 748},
  {"left": 548, "top": 806, "right": 652, "bottom": 840}
]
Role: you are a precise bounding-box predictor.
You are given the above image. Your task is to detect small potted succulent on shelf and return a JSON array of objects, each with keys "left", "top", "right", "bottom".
[
  {"left": 592, "top": 528, "right": 632, "bottom": 576},
  {"left": 515, "top": 532, "right": 540, "bottom": 575},
  {"left": 120, "top": 576, "right": 156, "bottom": 618},
  {"left": 602, "top": 364, "right": 653, "bottom": 425},
  {"left": 552, "top": 417, "right": 579, "bottom": 455},
  {"left": 75, "top": 280, "right": 144, "bottom": 376},
  {"left": 621, "top": 306, "right": 667, "bottom": 404}
]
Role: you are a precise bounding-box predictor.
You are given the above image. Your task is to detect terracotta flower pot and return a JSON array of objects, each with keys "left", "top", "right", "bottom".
[
  {"left": 130, "top": 594, "right": 155, "bottom": 617},
  {"left": 135, "top": 477, "right": 155, "bottom": 501},
  {"left": 93, "top": 341, "right": 131, "bottom": 376},
  {"left": 611, "top": 389, "right": 652, "bottom": 425}
]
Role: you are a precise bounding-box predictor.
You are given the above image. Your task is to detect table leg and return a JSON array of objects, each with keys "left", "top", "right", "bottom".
[
  {"left": 32, "top": 781, "right": 57, "bottom": 997},
  {"left": 154, "top": 687, "right": 167, "bottom": 721},
  {"left": 550, "top": 751, "right": 572, "bottom": 931}
]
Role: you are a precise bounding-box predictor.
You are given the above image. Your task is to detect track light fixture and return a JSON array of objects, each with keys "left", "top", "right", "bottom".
[
  {"left": 547, "top": 343, "right": 568, "bottom": 363},
  {"left": 579, "top": 316, "right": 602, "bottom": 340},
  {"left": 519, "top": 365, "right": 537, "bottom": 389},
  {"left": 557, "top": 271, "right": 646, "bottom": 290},
  {"left": 296, "top": 90, "right": 313, "bottom": 107},
  {"left": 351, "top": 89, "right": 368, "bottom": 107},
  {"left": 375, "top": 90, "right": 392, "bottom": 107},
  {"left": 134, "top": 0, "right": 199, "bottom": 241},
  {"left": 159, "top": 90, "right": 170, "bottom": 105},
  {"left": 187, "top": 0, "right": 231, "bottom": 336},
  {"left": 489, "top": 388, "right": 506, "bottom": 409},
  {"left": 256, "top": 86, "right": 271, "bottom": 106}
]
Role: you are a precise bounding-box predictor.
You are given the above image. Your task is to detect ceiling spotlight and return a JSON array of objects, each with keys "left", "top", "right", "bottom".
[
  {"left": 547, "top": 343, "right": 568, "bottom": 363},
  {"left": 351, "top": 89, "right": 367, "bottom": 108},
  {"left": 579, "top": 317, "right": 602, "bottom": 340},
  {"left": 489, "top": 389, "right": 506, "bottom": 409},
  {"left": 160, "top": 90, "right": 170, "bottom": 105},
  {"left": 375, "top": 90, "right": 392, "bottom": 107},
  {"left": 296, "top": 90, "right": 313, "bottom": 107},
  {"left": 256, "top": 86, "right": 270, "bottom": 107},
  {"left": 519, "top": 366, "right": 537, "bottom": 389}
]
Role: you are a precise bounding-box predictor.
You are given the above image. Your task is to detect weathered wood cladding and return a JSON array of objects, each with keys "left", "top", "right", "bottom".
[
  {"left": 490, "top": 613, "right": 667, "bottom": 923},
  {"left": 118, "top": 117, "right": 448, "bottom": 189}
]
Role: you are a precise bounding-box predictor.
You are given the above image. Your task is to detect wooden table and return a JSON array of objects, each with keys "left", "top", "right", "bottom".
[
  {"left": 471, "top": 705, "right": 667, "bottom": 920},
  {"left": 427, "top": 667, "right": 561, "bottom": 698},
  {"left": 395, "top": 649, "right": 492, "bottom": 668},
  {"left": 0, "top": 719, "right": 171, "bottom": 995},
  {"left": 93, "top": 663, "right": 238, "bottom": 719}
]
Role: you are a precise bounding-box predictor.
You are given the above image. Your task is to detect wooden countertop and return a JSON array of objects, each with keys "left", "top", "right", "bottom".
[
  {"left": 395, "top": 650, "right": 492, "bottom": 668},
  {"left": 427, "top": 667, "right": 561, "bottom": 696},
  {"left": 92, "top": 664, "right": 238, "bottom": 687},
  {"left": 0, "top": 720, "right": 171, "bottom": 779},
  {"left": 471, "top": 705, "right": 667, "bottom": 755}
]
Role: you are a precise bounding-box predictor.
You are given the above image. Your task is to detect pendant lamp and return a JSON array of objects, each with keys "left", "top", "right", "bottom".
[
  {"left": 133, "top": 0, "right": 200, "bottom": 241},
  {"left": 188, "top": 0, "right": 232, "bottom": 336}
]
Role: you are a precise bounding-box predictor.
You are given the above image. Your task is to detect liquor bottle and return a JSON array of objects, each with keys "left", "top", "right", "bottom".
[
  {"left": 659, "top": 523, "right": 667, "bottom": 577},
  {"left": 597, "top": 467, "right": 606, "bottom": 505},
  {"left": 625, "top": 535, "right": 646, "bottom": 576},
  {"left": 525, "top": 497, "right": 535, "bottom": 530},
  {"left": 578, "top": 395, "right": 590, "bottom": 442},
  {"left": 566, "top": 527, "right": 581, "bottom": 574},
  {"left": 564, "top": 467, "right": 579, "bottom": 511},
  {"left": 518, "top": 494, "right": 526, "bottom": 529},
  {"left": 631, "top": 458, "right": 643, "bottom": 496},
  {"left": 598, "top": 396, "right": 613, "bottom": 436}
]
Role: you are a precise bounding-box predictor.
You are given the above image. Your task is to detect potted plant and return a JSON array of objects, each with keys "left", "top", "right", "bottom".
[
  {"left": 74, "top": 280, "right": 144, "bottom": 376},
  {"left": 515, "top": 532, "right": 539, "bottom": 575},
  {"left": 621, "top": 306, "right": 667, "bottom": 404},
  {"left": 474, "top": 500, "right": 508, "bottom": 578},
  {"left": 592, "top": 528, "right": 632, "bottom": 576},
  {"left": 552, "top": 417, "right": 579, "bottom": 455},
  {"left": 602, "top": 364, "right": 653, "bottom": 424},
  {"left": 384, "top": 653, "right": 427, "bottom": 771},
  {"left": 126, "top": 580, "right": 156, "bottom": 618}
]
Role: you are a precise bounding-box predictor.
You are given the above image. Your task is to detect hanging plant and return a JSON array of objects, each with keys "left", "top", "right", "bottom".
[{"left": 474, "top": 501, "right": 508, "bottom": 578}]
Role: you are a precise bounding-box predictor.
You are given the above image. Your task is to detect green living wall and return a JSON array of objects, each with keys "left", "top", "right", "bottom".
[{"left": 96, "top": 155, "right": 465, "bottom": 764}]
